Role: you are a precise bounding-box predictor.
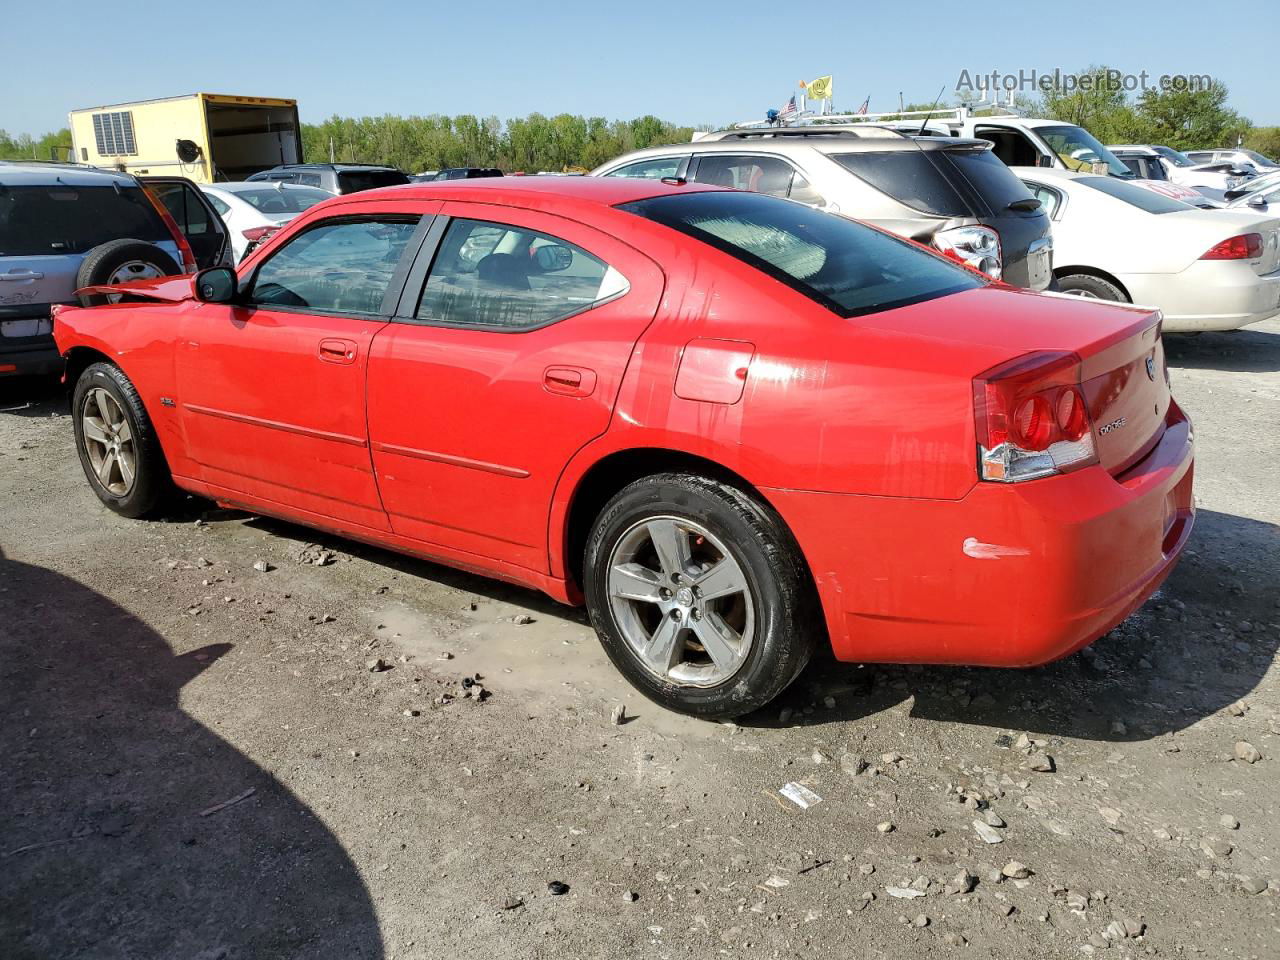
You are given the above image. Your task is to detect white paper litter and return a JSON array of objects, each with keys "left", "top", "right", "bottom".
[{"left": 779, "top": 782, "right": 823, "bottom": 809}]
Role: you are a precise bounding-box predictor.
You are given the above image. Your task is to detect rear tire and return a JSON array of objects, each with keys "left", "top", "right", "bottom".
[
  {"left": 1055, "top": 273, "right": 1128, "bottom": 302},
  {"left": 584, "top": 473, "right": 817, "bottom": 720},
  {"left": 72, "top": 362, "right": 173, "bottom": 518},
  {"left": 76, "top": 239, "right": 181, "bottom": 307}
]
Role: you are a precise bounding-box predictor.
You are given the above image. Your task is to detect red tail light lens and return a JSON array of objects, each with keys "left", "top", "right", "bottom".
[
  {"left": 241, "top": 226, "right": 278, "bottom": 243},
  {"left": 973, "top": 351, "right": 1097, "bottom": 482},
  {"left": 1200, "top": 233, "right": 1263, "bottom": 260}
]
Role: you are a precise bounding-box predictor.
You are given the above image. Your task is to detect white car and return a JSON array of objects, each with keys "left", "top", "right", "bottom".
[
  {"left": 1109, "top": 144, "right": 1246, "bottom": 196},
  {"left": 1226, "top": 175, "right": 1280, "bottom": 216},
  {"left": 199, "top": 182, "right": 335, "bottom": 261},
  {"left": 1018, "top": 168, "right": 1280, "bottom": 332}
]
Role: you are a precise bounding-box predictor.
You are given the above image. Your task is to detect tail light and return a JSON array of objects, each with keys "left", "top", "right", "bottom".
[
  {"left": 934, "top": 225, "right": 1002, "bottom": 279},
  {"left": 139, "top": 185, "right": 198, "bottom": 273},
  {"left": 1201, "top": 233, "right": 1262, "bottom": 260},
  {"left": 973, "top": 350, "right": 1097, "bottom": 482},
  {"left": 241, "top": 226, "right": 278, "bottom": 243}
]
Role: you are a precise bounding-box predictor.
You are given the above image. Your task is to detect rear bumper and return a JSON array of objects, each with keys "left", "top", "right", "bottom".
[
  {"left": 0, "top": 338, "right": 63, "bottom": 377},
  {"left": 766, "top": 402, "right": 1195, "bottom": 667},
  {"left": 1123, "top": 262, "right": 1280, "bottom": 332}
]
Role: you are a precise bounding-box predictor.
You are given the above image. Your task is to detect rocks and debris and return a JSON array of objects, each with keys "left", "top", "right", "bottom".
[
  {"left": 499, "top": 896, "right": 523, "bottom": 910},
  {"left": 886, "top": 886, "right": 926, "bottom": 899},
  {"left": 859, "top": 863, "right": 876, "bottom": 876},
  {"left": 251, "top": 560, "right": 272, "bottom": 573},
  {"left": 840, "top": 753, "right": 869, "bottom": 777},
  {"left": 296, "top": 544, "right": 337, "bottom": 566},
  {"left": 1234, "top": 741, "right": 1262, "bottom": 763},
  {"left": 1001, "top": 861, "right": 1033, "bottom": 879},
  {"left": 763, "top": 875, "right": 791, "bottom": 888},
  {"left": 197, "top": 788, "right": 256, "bottom": 818},
  {"left": 880, "top": 751, "right": 904, "bottom": 765},
  {"left": 1098, "top": 807, "right": 1124, "bottom": 826},
  {"left": 1066, "top": 892, "right": 1089, "bottom": 912},
  {"left": 622, "top": 890, "right": 639, "bottom": 903},
  {"left": 973, "top": 820, "right": 1004, "bottom": 844},
  {"left": 779, "top": 782, "right": 823, "bottom": 809},
  {"left": 610, "top": 704, "right": 626, "bottom": 725},
  {"left": 513, "top": 614, "right": 535, "bottom": 625},
  {"left": 876, "top": 821, "right": 895, "bottom": 834},
  {"left": 365, "top": 658, "right": 390, "bottom": 673},
  {"left": 944, "top": 870, "right": 976, "bottom": 895},
  {"left": 1024, "top": 754, "right": 1056, "bottom": 773},
  {"left": 1101, "top": 918, "right": 1145, "bottom": 941},
  {"left": 1226, "top": 698, "right": 1249, "bottom": 716},
  {"left": 1220, "top": 814, "right": 1240, "bottom": 830},
  {"left": 943, "top": 933, "right": 968, "bottom": 946},
  {"left": 811, "top": 748, "right": 833, "bottom": 764},
  {"left": 983, "top": 809, "right": 1006, "bottom": 827},
  {"left": 1201, "top": 838, "right": 1233, "bottom": 858},
  {"left": 912, "top": 914, "right": 930, "bottom": 927},
  {"left": 546, "top": 881, "right": 569, "bottom": 896},
  {"left": 1240, "top": 877, "right": 1268, "bottom": 895}
]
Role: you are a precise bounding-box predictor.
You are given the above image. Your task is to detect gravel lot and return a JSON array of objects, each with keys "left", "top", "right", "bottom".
[{"left": 2, "top": 319, "right": 1278, "bottom": 960}]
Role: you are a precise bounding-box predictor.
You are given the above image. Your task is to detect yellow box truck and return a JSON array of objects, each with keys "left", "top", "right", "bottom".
[{"left": 68, "top": 93, "right": 302, "bottom": 183}]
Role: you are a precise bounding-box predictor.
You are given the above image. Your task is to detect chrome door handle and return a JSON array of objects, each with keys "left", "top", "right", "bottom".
[{"left": 0, "top": 271, "right": 45, "bottom": 281}]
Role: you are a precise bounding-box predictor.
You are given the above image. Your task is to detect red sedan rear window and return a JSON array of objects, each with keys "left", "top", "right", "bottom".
[{"left": 620, "top": 191, "right": 983, "bottom": 318}]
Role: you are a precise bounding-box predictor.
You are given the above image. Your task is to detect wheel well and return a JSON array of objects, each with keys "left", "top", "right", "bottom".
[
  {"left": 1052, "top": 265, "right": 1132, "bottom": 302},
  {"left": 563, "top": 448, "right": 771, "bottom": 592},
  {"left": 62, "top": 348, "right": 115, "bottom": 400}
]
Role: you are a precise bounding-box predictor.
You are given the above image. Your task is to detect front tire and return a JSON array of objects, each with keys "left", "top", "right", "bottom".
[
  {"left": 72, "top": 362, "right": 172, "bottom": 518},
  {"left": 584, "top": 474, "right": 817, "bottom": 719}
]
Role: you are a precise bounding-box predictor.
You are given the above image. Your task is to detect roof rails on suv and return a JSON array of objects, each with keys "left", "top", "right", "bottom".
[{"left": 696, "top": 125, "right": 909, "bottom": 142}]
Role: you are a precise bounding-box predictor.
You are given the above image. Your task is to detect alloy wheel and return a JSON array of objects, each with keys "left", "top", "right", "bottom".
[
  {"left": 606, "top": 516, "right": 755, "bottom": 687},
  {"left": 80, "top": 388, "right": 136, "bottom": 496}
]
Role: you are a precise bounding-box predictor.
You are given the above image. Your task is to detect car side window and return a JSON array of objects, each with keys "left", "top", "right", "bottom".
[
  {"left": 207, "top": 194, "right": 231, "bottom": 217},
  {"left": 414, "top": 218, "right": 629, "bottom": 330},
  {"left": 1024, "top": 183, "right": 1062, "bottom": 217},
  {"left": 299, "top": 174, "right": 323, "bottom": 187},
  {"left": 788, "top": 172, "right": 826, "bottom": 206},
  {"left": 691, "top": 155, "right": 798, "bottom": 199},
  {"left": 150, "top": 181, "right": 210, "bottom": 235},
  {"left": 604, "top": 156, "right": 686, "bottom": 180},
  {"left": 245, "top": 217, "right": 420, "bottom": 315}
]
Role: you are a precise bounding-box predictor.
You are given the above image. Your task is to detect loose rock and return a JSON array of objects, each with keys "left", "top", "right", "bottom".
[
  {"left": 252, "top": 560, "right": 272, "bottom": 573},
  {"left": 610, "top": 704, "right": 626, "bottom": 726},
  {"left": 1234, "top": 741, "right": 1262, "bottom": 763},
  {"left": 973, "top": 820, "right": 1004, "bottom": 844},
  {"left": 546, "top": 880, "right": 570, "bottom": 896},
  {"left": 1002, "top": 861, "right": 1033, "bottom": 880}
]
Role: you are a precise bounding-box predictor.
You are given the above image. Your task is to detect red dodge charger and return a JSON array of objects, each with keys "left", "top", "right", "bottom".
[{"left": 53, "top": 177, "right": 1194, "bottom": 718}]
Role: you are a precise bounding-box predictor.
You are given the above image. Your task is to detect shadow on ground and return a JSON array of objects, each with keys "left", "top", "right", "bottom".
[
  {"left": 1165, "top": 326, "right": 1280, "bottom": 373},
  {"left": 0, "top": 547, "right": 384, "bottom": 960},
  {"left": 755, "top": 508, "right": 1280, "bottom": 742},
  {"left": 0, "top": 375, "right": 65, "bottom": 417}
]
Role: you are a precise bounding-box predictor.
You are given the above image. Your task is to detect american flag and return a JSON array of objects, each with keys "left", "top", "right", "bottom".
[
  {"left": 779, "top": 96, "right": 798, "bottom": 120},
  {"left": 856, "top": 96, "right": 870, "bottom": 115}
]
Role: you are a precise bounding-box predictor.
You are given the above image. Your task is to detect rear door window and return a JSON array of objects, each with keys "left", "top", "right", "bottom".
[
  {"left": 621, "top": 190, "right": 983, "bottom": 318},
  {"left": 0, "top": 184, "right": 168, "bottom": 256},
  {"left": 1076, "top": 176, "right": 1191, "bottom": 214},
  {"left": 245, "top": 217, "right": 421, "bottom": 315},
  {"left": 829, "top": 151, "right": 971, "bottom": 216},
  {"left": 690, "top": 155, "right": 798, "bottom": 199},
  {"left": 414, "top": 218, "right": 629, "bottom": 330}
]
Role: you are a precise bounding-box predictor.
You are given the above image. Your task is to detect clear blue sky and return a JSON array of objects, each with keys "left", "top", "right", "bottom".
[{"left": 4, "top": 0, "right": 1275, "bottom": 135}]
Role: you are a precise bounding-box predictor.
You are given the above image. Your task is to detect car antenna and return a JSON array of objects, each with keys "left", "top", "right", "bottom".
[{"left": 917, "top": 85, "right": 948, "bottom": 137}]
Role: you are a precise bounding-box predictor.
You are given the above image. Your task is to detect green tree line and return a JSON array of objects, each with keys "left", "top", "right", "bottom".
[{"left": 2, "top": 80, "right": 1277, "bottom": 170}]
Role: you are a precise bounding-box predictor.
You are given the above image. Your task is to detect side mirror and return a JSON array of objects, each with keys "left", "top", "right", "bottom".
[
  {"left": 1038, "top": 155, "right": 1054, "bottom": 168},
  {"left": 533, "top": 244, "right": 573, "bottom": 272},
  {"left": 194, "top": 266, "right": 237, "bottom": 304},
  {"left": 1247, "top": 194, "right": 1267, "bottom": 208}
]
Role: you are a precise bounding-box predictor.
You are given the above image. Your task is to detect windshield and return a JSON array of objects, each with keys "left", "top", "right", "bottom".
[
  {"left": 1075, "top": 175, "right": 1192, "bottom": 214},
  {"left": 230, "top": 187, "right": 333, "bottom": 214},
  {"left": 1037, "top": 125, "right": 1133, "bottom": 177},
  {"left": 620, "top": 190, "right": 984, "bottom": 318},
  {"left": 1152, "top": 145, "right": 1193, "bottom": 167},
  {"left": 1240, "top": 149, "right": 1278, "bottom": 168}
]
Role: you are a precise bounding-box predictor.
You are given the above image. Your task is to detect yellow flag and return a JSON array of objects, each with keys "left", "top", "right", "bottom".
[{"left": 806, "top": 75, "right": 833, "bottom": 100}]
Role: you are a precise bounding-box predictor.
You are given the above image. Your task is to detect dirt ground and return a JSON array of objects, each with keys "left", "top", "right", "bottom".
[{"left": 2, "top": 320, "right": 1277, "bottom": 960}]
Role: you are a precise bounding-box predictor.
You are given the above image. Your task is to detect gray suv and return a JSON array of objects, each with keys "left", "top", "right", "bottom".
[
  {"left": 246, "top": 163, "right": 410, "bottom": 195},
  {"left": 1, "top": 163, "right": 229, "bottom": 378},
  {"left": 593, "top": 127, "right": 1053, "bottom": 290}
]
